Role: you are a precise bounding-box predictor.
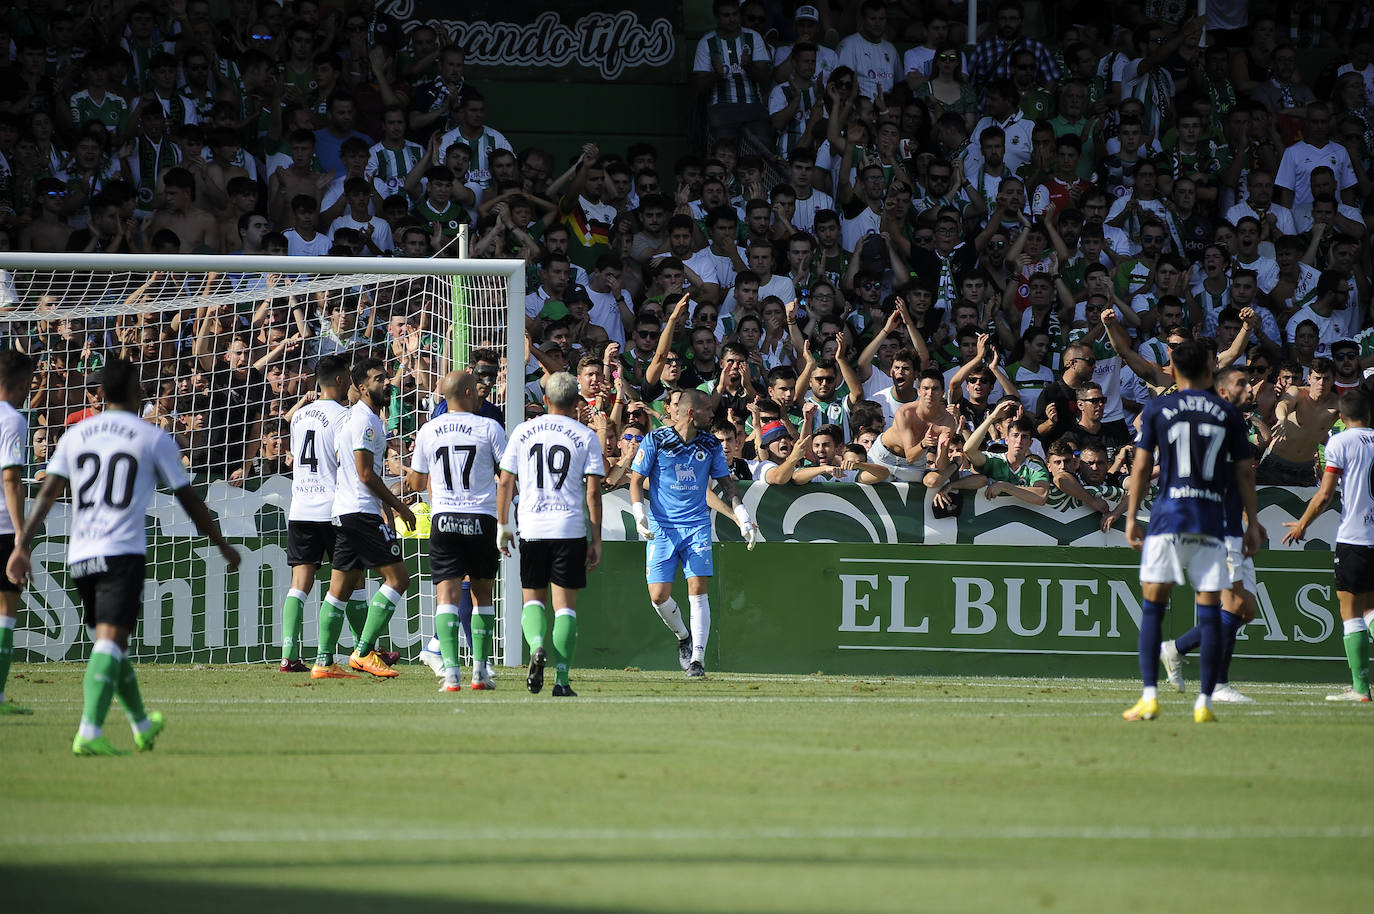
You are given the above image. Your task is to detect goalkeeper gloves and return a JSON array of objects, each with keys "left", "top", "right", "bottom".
[
  {"left": 733, "top": 504, "right": 759, "bottom": 551},
  {"left": 631, "top": 501, "right": 655, "bottom": 540}
]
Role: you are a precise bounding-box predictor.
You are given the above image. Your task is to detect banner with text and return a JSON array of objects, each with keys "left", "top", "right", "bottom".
[{"left": 380, "top": 0, "right": 682, "bottom": 80}]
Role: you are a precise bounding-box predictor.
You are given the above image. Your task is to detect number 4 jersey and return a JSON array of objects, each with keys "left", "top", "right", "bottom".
[
  {"left": 47, "top": 409, "right": 191, "bottom": 565},
  {"left": 500, "top": 414, "right": 604, "bottom": 540},
  {"left": 411, "top": 412, "right": 507, "bottom": 517},
  {"left": 1135, "top": 389, "right": 1249, "bottom": 540},
  {"left": 289, "top": 399, "right": 350, "bottom": 522}
]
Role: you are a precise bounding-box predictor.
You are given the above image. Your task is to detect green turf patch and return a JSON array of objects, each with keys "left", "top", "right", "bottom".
[{"left": 2, "top": 664, "right": 1371, "bottom": 913}]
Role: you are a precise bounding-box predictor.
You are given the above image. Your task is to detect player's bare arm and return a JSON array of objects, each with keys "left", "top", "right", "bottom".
[
  {"left": 173, "top": 486, "right": 241, "bottom": 571},
  {"left": 1282, "top": 468, "right": 1338, "bottom": 545},
  {"left": 585, "top": 475, "right": 602, "bottom": 571},
  {"left": 355, "top": 448, "right": 416, "bottom": 528},
  {"left": 6, "top": 473, "right": 66, "bottom": 585}
]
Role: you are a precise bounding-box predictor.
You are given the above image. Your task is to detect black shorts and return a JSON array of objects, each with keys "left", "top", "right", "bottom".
[
  {"left": 519, "top": 537, "right": 587, "bottom": 590},
  {"left": 332, "top": 513, "right": 403, "bottom": 572},
  {"left": 74, "top": 555, "right": 147, "bottom": 630},
  {"left": 0, "top": 533, "right": 17, "bottom": 593},
  {"left": 429, "top": 513, "right": 499, "bottom": 583},
  {"left": 1334, "top": 543, "right": 1374, "bottom": 594},
  {"left": 287, "top": 520, "right": 336, "bottom": 567}
]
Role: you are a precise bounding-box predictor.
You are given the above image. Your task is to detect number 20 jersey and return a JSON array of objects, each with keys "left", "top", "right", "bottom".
[
  {"left": 289, "top": 399, "right": 349, "bottom": 522},
  {"left": 499, "top": 414, "right": 604, "bottom": 540},
  {"left": 1135, "top": 389, "right": 1249, "bottom": 540},
  {"left": 411, "top": 412, "right": 506, "bottom": 517},
  {"left": 47, "top": 410, "right": 191, "bottom": 565}
]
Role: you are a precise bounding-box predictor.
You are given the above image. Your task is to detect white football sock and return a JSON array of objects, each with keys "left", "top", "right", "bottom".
[
  {"left": 688, "top": 594, "right": 710, "bottom": 663},
  {"left": 653, "top": 597, "right": 689, "bottom": 639}
]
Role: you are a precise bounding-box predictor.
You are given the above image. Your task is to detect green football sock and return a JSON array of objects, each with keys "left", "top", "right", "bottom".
[
  {"left": 1344, "top": 630, "right": 1370, "bottom": 695},
  {"left": 0, "top": 619, "right": 13, "bottom": 700},
  {"left": 521, "top": 601, "right": 546, "bottom": 651},
  {"left": 316, "top": 596, "right": 347, "bottom": 667},
  {"left": 553, "top": 610, "right": 577, "bottom": 687},
  {"left": 81, "top": 643, "right": 123, "bottom": 732},
  {"left": 356, "top": 586, "right": 402, "bottom": 656},
  {"left": 281, "top": 589, "right": 306, "bottom": 661},
  {"left": 472, "top": 607, "right": 494, "bottom": 667},
  {"left": 345, "top": 592, "right": 370, "bottom": 644},
  {"left": 436, "top": 605, "right": 461, "bottom": 670},
  {"left": 115, "top": 657, "right": 146, "bottom": 724}
]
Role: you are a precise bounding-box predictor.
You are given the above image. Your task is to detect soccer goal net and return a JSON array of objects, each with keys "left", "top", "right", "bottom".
[{"left": 0, "top": 252, "right": 526, "bottom": 668}]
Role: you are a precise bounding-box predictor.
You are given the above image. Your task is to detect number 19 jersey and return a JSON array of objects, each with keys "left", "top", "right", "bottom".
[
  {"left": 289, "top": 399, "right": 349, "bottom": 522},
  {"left": 500, "top": 414, "right": 604, "bottom": 540},
  {"left": 1135, "top": 389, "right": 1249, "bottom": 539},
  {"left": 47, "top": 410, "right": 191, "bottom": 565},
  {"left": 411, "top": 412, "right": 507, "bottom": 517}
]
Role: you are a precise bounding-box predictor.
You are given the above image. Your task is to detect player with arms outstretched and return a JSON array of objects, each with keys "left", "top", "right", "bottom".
[
  {"left": 630, "top": 387, "right": 758, "bottom": 679},
  {"left": 1283, "top": 388, "right": 1374, "bottom": 703},
  {"left": 7, "top": 358, "right": 240, "bottom": 755},
  {"left": 0, "top": 349, "right": 34, "bottom": 714},
  {"left": 325, "top": 358, "right": 417, "bottom": 679},
  {"left": 1122, "top": 341, "right": 1260, "bottom": 723},
  {"left": 496, "top": 372, "right": 604, "bottom": 697},
  {"left": 279, "top": 355, "right": 354, "bottom": 675},
  {"left": 408, "top": 371, "right": 507, "bottom": 692}
]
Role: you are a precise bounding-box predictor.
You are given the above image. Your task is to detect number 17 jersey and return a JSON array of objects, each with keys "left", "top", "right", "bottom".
[
  {"left": 411, "top": 412, "right": 506, "bottom": 517},
  {"left": 47, "top": 410, "right": 191, "bottom": 565},
  {"left": 1135, "top": 389, "right": 1249, "bottom": 539},
  {"left": 289, "top": 399, "right": 350, "bottom": 522}
]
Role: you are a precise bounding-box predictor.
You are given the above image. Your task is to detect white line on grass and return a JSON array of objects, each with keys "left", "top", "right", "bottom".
[
  {"left": 14, "top": 694, "right": 1352, "bottom": 707},
  {"left": 3, "top": 823, "right": 1371, "bottom": 848}
]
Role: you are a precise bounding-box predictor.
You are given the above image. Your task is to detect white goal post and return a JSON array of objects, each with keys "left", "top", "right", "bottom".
[{"left": 0, "top": 252, "right": 527, "bottom": 668}]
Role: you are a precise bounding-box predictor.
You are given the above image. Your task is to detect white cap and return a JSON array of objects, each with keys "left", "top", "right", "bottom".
[{"left": 795, "top": 5, "right": 820, "bottom": 21}]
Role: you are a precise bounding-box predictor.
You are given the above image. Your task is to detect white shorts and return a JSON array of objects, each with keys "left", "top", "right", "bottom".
[
  {"left": 1225, "top": 535, "right": 1257, "bottom": 593},
  {"left": 1140, "top": 533, "right": 1231, "bottom": 593},
  {"left": 869, "top": 433, "right": 928, "bottom": 483}
]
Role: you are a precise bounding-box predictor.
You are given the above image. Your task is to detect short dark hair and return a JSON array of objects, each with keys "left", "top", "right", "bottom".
[
  {"left": 351, "top": 357, "right": 385, "bottom": 387},
  {"left": 1341, "top": 388, "right": 1372, "bottom": 425},
  {"left": 1169, "top": 340, "right": 1212, "bottom": 382},
  {"left": 0, "top": 348, "right": 34, "bottom": 391},
  {"left": 314, "top": 354, "right": 350, "bottom": 387},
  {"left": 99, "top": 357, "right": 142, "bottom": 404}
]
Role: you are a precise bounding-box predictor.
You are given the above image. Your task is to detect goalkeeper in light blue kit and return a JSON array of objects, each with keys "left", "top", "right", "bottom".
[{"left": 629, "top": 389, "right": 758, "bottom": 678}]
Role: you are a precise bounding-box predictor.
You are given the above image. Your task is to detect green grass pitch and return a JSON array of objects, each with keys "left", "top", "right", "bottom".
[{"left": 2, "top": 664, "right": 1372, "bottom": 913}]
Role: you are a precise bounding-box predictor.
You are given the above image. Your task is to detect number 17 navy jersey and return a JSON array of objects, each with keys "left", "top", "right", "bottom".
[{"left": 1135, "top": 389, "right": 1249, "bottom": 539}]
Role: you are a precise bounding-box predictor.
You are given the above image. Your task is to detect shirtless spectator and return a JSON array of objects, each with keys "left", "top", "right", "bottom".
[
  {"left": 868, "top": 370, "right": 960, "bottom": 482},
  {"left": 1259, "top": 357, "right": 1338, "bottom": 486},
  {"left": 147, "top": 167, "right": 218, "bottom": 252}
]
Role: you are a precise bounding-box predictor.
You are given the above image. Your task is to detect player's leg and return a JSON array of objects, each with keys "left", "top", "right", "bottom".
[
  {"left": 1331, "top": 589, "right": 1372, "bottom": 701},
  {"left": 646, "top": 532, "right": 691, "bottom": 669},
  {"left": 313, "top": 537, "right": 361, "bottom": 679},
  {"left": 547, "top": 538, "right": 589, "bottom": 696},
  {"left": 520, "top": 540, "right": 551, "bottom": 694},
  {"left": 550, "top": 583, "right": 579, "bottom": 697},
  {"left": 1127, "top": 535, "right": 1185, "bottom": 720},
  {"left": 74, "top": 621, "right": 132, "bottom": 756},
  {"left": 280, "top": 561, "right": 318, "bottom": 672},
  {"left": 353, "top": 558, "right": 408, "bottom": 676},
  {"left": 345, "top": 587, "right": 370, "bottom": 648},
  {"left": 0, "top": 582, "right": 30, "bottom": 715},
  {"left": 76, "top": 562, "right": 157, "bottom": 755},
  {"left": 458, "top": 578, "right": 475, "bottom": 658},
  {"left": 681, "top": 524, "right": 717, "bottom": 679},
  {"left": 468, "top": 577, "right": 497, "bottom": 689},
  {"left": 1212, "top": 581, "right": 1255, "bottom": 703},
  {"left": 434, "top": 577, "right": 464, "bottom": 692},
  {"left": 1191, "top": 591, "right": 1223, "bottom": 721}
]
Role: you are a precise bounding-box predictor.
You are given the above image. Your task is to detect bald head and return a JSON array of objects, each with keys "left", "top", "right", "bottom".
[{"left": 441, "top": 370, "right": 478, "bottom": 411}]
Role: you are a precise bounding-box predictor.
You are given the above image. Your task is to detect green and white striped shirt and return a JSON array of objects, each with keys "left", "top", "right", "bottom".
[
  {"left": 692, "top": 30, "right": 768, "bottom": 106},
  {"left": 368, "top": 140, "right": 424, "bottom": 199}
]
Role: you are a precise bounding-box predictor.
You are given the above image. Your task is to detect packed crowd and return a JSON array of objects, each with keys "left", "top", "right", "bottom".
[{"left": 2, "top": 0, "right": 1369, "bottom": 519}]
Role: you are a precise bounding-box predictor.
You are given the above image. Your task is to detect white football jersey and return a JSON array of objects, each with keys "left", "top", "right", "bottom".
[
  {"left": 332, "top": 401, "right": 388, "bottom": 518},
  {"left": 499, "top": 414, "right": 605, "bottom": 540},
  {"left": 289, "top": 399, "right": 349, "bottom": 522},
  {"left": 411, "top": 411, "right": 506, "bottom": 517},
  {"left": 0, "top": 401, "right": 27, "bottom": 535},
  {"left": 47, "top": 409, "right": 190, "bottom": 564},
  {"left": 1325, "top": 427, "right": 1374, "bottom": 547}
]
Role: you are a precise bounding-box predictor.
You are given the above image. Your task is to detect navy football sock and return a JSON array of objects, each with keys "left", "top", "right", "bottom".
[
  {"left": 1174, "top": 623, "right": 1202, "bottom": 656},
  {"left": 1218, "top": 609, "right": 1244, "bottom": 683},
  {"left": 1196, "top": 603, "right": 1222, "bottom": 696},
  {"left": 458, "top": 580, "right": 473, "bottom": 652},
  {"left": 1139, "top": 600, "right": 1167, "bottom": 688}
]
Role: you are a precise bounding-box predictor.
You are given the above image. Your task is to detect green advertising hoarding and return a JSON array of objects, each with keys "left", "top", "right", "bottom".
[{"left": 12, "top": 478, "right": 1347, "bottom": 681}]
